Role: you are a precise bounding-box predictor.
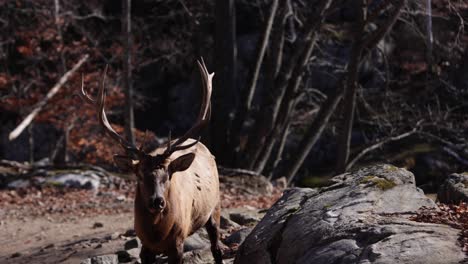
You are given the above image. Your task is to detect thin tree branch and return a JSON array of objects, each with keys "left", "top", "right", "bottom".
[
  {"left": 346, "top": 128, "right": 418, "bottom": 171},
  {"left": 8, "top": 54, "right": 89, "bottom": 141}
]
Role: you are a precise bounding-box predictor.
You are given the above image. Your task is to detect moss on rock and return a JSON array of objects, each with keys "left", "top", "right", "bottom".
[{"left": 360, "top": 175, "right": 396, "bottom": 191}]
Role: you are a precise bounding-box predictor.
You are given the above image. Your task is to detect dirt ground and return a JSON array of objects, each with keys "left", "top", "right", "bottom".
[
  {"left": 0, "top": 213, "right": 134, "bottom": 263},
  {"left": 0, "top": 176, "right": 282, "bottom": 264},
  {"left": 0, "top": 185, "right": 135, "bottom": 264}
]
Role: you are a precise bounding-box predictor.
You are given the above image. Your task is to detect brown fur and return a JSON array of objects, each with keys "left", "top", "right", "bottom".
[{"left": 134, "top": 139, "right": 222, "bottom": 264}]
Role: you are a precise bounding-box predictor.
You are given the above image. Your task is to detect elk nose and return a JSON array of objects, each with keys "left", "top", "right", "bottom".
[{"left": 152, "top": 197, "right": 166, "bottom": 210}]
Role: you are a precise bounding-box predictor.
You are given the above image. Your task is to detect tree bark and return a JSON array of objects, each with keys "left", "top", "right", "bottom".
[
  {"left": 212, "top": 0, "right": 236, "bottom": 164},
  {"left": 425, "top": 0, "right": 433, "bottom": 86},
  {"left": 122, "top": 0, "right": 136, "bottom": 146},
  {"left": 285, "top": 86, "right": 344, "bottom": 184},
  {"left": 247, "top": 0, "right": 333, "bottom": 171},
  {"left": 253, "top": 0, "right": 333, "bottom": 173},
  {"left": 267, "top": 120, "right": 290, "bottom": 179},
  {"left": 244, "top": 2, "right": 289, "bottom": 169},
  {"left": 335, "top": 0, "right": 366, "bottom": 174},
  {"left": 230, "top": 0, "right": 279, "bottom": 157},
  {"left": 28, "top": 123, "right": 34, "bottom": 164},
  {"left": 282, "top": 0, "right": 406, "bottom": 183},
  {"left": 336, "top": 0, "right": 405, "bottom": 173}
]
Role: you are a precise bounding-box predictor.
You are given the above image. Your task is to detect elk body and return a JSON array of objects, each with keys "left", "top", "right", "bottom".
[{"left": 81, "top": 60, "right": 223, "bottom": 264}]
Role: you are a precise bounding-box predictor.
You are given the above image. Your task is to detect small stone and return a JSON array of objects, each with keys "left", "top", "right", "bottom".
[
  {"left": 127, "top": 248, "right": 140, "bottom": 259},
  {"left": 124, "top": 238, "right": 142, "bottom": 250},
  {"left": 105, "top": 232, "right": 120, "bottom": 240},
  {"left": 115, "top": 195, "right": 126, "bottom": 202},
  {"left": 273, "top": 177, "right": 287, "bottom": 190},
  {"left": 123, "top": 229, "right": 136, "bottom": 237},
  {"left": 11, "top": 252, "right": 21, "bottom": 258},
  {"left": 44, "top": 243, "right": 55, "bottom": 249},
  {"left": 229, "top": 212, "right": 260, "bottom": 225},
  {"left": 224, "top": 227, "right": 253, "bottom": 245},
  {"left": 93, "top": 222, "right": 104, "bottom": 228},
  {"left": 184, "top": 232, "right": 209, "bottom": 252},
  {"left": 80, "top": 259, "right": 92, "bottom": 264},
  {"left": 116, "top": 250, "right": 133, "bottom": 263},
  {"left": 90, "top": 254, "right": 119, "bottom": 264},
  {"left": 220, "top": 215, "right": 240, "bottom": 230}
]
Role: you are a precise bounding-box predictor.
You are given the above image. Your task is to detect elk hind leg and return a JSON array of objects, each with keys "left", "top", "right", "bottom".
[{"left": 205, "top": 204, "right": 223, "bottom": 264}]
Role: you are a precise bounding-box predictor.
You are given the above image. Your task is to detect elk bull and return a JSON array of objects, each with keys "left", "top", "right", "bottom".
[{"left": 81, "top": 60, "right": 223, "bottom": 264}]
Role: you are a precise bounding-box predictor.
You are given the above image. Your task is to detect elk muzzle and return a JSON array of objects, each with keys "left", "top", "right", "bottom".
[{"left": 151, "top": 196, "right": 166, "bottom": 212}]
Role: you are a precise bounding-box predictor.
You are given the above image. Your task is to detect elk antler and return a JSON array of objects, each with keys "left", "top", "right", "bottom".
[
  {"left": 80, "top": 66, "right": 141, "bottom": 159},
  {"left": 162, "top": 58, "right": 214, "bottom": 158}
]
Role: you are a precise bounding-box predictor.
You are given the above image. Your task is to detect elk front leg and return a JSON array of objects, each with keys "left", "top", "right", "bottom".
[
  {"left": 205, "top": 204, "right": 223, "bottom": 264},
  {"left": 140, "top": 246, "right": 156, "bottom": 264},
  {"left": 168, "top": 239, "right": 184, "bottom": 264}
]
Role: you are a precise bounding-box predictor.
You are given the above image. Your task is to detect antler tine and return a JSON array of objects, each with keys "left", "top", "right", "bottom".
[
  {"left": 80, "top": 74, "right": 96, "bottom": 104},
  {"left": 163, "top": 58, "right": 214, "bottom": 157},
  {"left": 81, "top": 66, "right": 140, "bottom": 158}
]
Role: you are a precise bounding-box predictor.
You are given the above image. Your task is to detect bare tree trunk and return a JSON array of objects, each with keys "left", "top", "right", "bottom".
[
  {"left": 285, "top": 86, "right": 344, "bottom": 184},
  {"left": 335, "top": 1, "right": 366, "bottom": 174},
  {"left": 122, "top": 0, "right": 135, "bottom": 146},
  {"left": 267, "top": 121, "right": 290, "bottom": 179},
  {"left": 212, "top": 0, "right": 236, "bottom": 164},
  {"left": 336, "top": 0, "right": 405, "bottom": 174},
  {"left": 253, "top": 0, "right": 333, "bottom": 173},
  {"left": 425, "top": 0, "right": 433, "bottom": 88},
  {"left": 247, "top": 0, "right": 333, "bottom": 171},
  {"left": 283, "top": 0, "right": 406, "bottom": 183},
  {"left": 244, "top": 2, "right": 289, "bottom": 169},
  {"left": 54, "top": 0, "right": 66, "bottom": 74},
  {"left": 51, "top": 117, "right": 76, "bottom": 166},
  {"left": 230, "top": 0, "right": 279, "bottom": 149},
  {"left": 28, "top": 123, "right": 34, "bottom": 164}
]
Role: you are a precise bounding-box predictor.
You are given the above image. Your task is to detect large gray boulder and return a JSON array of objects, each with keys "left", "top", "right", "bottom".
[
  {"left": 437, "top": 173, "right": 468, "bottom": 204},
  {"left": 235, "top": 164, "right": 466, "bottom": 264}
]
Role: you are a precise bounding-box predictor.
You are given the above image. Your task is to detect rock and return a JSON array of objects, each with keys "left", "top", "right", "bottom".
[
  {"left": 437, "top": 173, "right": 468, "bottom": 204},
  {"left": 127, "top": 248, "right": 140, "bottom": 259},
  {"left": 115, "top": 195, "right": 126, "bottom": 202},
  {"left": 123, "top": 229, "right": 136, "bottom": 237},
  {"left": 228, "top": 209, "right": 262, "bottom": 226},
  {"left": 46, "top": 171, "right": 100, "bottom": 190},
  {"left": 7, "top": 179, "right": 30, "bottom": 189},
  {"left": 80, "top": 259, "right": 92, "bottom": 264},
  {"left": 220, "top": 215, "right": 240, "bottom": 230},
  {"left": 183, "top": 248, "right": 216, "bottom": 264},
  {"left": 272, "top": 177, "right": 287, "bottom": 190},
  {"left": 89, "top": 254, "right": 119, "bottom": 264},
  {"left": 224, "top": 228, "right": 252, "bottom": 245},
  {"left": 149, "top": 249, "right": 215, "bottom": 264},
  {"left": 235, "top": 164, "right": 466, "bottom": 264},
  {"left": 93, "top": 222, "right": 104, "bottom": 228},
  {"left": 219, "top": 172, "right": 273, "bottom": 195},
  {"left": 105, "top": 232, "right": 120, "bottom": 241},
  {"left": 11, "top": 252, "right": 21, "bottom": 258},
  {"left": 117, "top": 250, "right": 135, "bottom": 263},
  {"left": 124, "top": 238, "right": 142, "bottom": 250},
  {"left": 184, "top": 231, "right": 210, "bottom": 252}
]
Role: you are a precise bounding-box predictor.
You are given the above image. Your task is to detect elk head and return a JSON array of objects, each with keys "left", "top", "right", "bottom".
[{"left": 81, "top": 59, "right": 214, "bottom": 214}]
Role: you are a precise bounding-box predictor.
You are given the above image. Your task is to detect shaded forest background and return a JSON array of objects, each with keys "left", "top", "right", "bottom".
[{"left": 1, "top": 0, "right": 468, "bottom": 191}]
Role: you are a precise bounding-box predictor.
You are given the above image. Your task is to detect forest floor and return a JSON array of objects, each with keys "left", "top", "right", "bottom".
[{"left": 0, "top": 174, "right": 283, "bottom": 264}]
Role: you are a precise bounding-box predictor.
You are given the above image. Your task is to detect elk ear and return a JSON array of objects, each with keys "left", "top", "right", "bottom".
[
  {"left": 113, "top": 155, "right": 137, "bottom": 173},
  {"left": 169, "top": 153, "right": 196, "bottom": 175}
]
